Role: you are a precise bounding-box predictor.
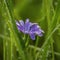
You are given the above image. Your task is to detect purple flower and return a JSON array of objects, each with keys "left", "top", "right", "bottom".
[{"left": 16, "top": 19, "right": 44, "bottom": 40}]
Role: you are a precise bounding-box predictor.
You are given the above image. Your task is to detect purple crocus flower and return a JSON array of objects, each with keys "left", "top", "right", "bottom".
[{"left": 16, "top": 19, "right": 44, "bottom": 40}]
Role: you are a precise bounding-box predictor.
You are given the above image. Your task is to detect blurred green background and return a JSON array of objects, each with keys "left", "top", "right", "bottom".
[{"left": 0, "top": 0, "right": 60, "bottom": 60}]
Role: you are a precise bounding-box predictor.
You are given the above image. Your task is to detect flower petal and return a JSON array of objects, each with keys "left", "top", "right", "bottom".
[
  {"left": 16, "top": 21, "right": 24, "bottom": 32},
  {"left": 30, "top": 24, "right": 44, "bottom": 37},
  {"left": 16, "top": 21, "right": 20, "bottom": 26},
  {"left": 30, "top": 24, "right": 39, "bottom": 32},
  {"left": 35, "top": 31, "right": 43, "bottom": 36},
  {"left": 17, "top": 25, "right": 24, "bottom": 32},
  {"left": 25, "top": 19, "right": 32, "bottom": 33},
  {"left": 19, "top": 20, "right": 24, "bottom": 26},
  {"left": 29, "top": 33, "right": 35, "bottom": 40}
]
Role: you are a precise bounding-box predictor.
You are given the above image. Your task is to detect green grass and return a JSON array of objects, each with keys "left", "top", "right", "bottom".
[{"left": 0, "top": 0, "right": 60, "bottom": 60}]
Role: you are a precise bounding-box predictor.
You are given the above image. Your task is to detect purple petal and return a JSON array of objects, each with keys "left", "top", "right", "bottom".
[
  {"left": 35, "top": 31, "right": 43, "bottom": 36},
  {"left": 38, "top": 33, "right": 43, "bottom": 36},
  {"left": 30, "top": 24, "right": 39, "bottom": 32},
  {"left": 29, "top": 33, "right": 35, "bottom": 40},
  {"left": 19, "top": 20, "right": 24, "bottom": 26},
  {"left": 30, "top": 24, "right": 44, "bottom": 37},
  {"left": 25, "top": 19, "right": 32, "bottom": 33},
  {"left": 17, "top": 25, "right": 24, "bottom": 32},
  {"left": 16, "top": 21, "right": 24, "bottom": 32},
  {"left": 16, "top": 21, "right": 20, "bottom": 26}
]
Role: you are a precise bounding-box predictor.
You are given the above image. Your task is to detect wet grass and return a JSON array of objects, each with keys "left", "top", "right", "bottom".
[{"left": 0, "top": 0, "right": 60, "bottom": 60}]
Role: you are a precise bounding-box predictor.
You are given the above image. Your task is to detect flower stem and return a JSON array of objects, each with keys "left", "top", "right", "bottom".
[
  {"left": 34, "top": 36, "right": 39, "bottom": 59},
  {"left": 51, "top": 38, "right": 54, "bottom": 60},
  {"left": 25, "top": 35, "right": 29, "bottom": 47}
]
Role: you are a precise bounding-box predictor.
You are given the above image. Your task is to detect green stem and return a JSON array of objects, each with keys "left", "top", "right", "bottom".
[
  {"left": 4, "top": 0, "right": 26, "bottom": 60},
  {"left": 51, "top": 38, "right": 54, "bottom": 60},
  {"left": 25, "top": 35, "right": 29, "bottom": 48},
  {"left": 34, "top": 36, "right": 39, "bottom": 60},
  {"left": 10, "top": 31, "right": 13, "bottom": 60},
  {"left": 29, "top": 45, "right": 60, "bottom": 56},
  {"left": 3, "top": 24, "right": 7, "bottom": 60},
  {"left": 3, "top": 39, "right": 6, "bottom": 60},
  {"left": 34, "top": 36, "right": 39, "bottom": 53}
]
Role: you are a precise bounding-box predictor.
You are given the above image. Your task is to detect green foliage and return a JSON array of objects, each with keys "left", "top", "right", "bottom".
[{"left": 0, "top": 0, "right": 60, "bottom": 60}]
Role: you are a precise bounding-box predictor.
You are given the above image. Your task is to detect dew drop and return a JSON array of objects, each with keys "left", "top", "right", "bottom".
[
  {"left": 5, "top": 33, "right": 8, "bottom": 36},
  {"left": 46, "top": 51, "right": 49, "bottom": 57},
  {"left": 22, "top": 37, "right": 25, "bottom": 40},
  {"left": 58, "top": 33, "right": 60, "bottom": 35},
  {"left": 41, "top": 48, "right": 44, "bottom": 52},
  {"left": 39, "top": 59, "right": 41, "bottom": 60},
  {"left": 51, "top": 8, "right": 54, "bottom": 12},
  {"left": 54, "top": 2, "right": 58, "bottom": 6},
  {"left": 16, "top": 48, "right": 19, "bottom": 52},
  {"left": 8, "top": 20, "right": 11, "bottom": 23},
  {"left": 4, "top": 12, "right": 7, "bottom": 16},
  {"left": 2, "top": 6, "right": 4, "bottom": 9},
  {"left": 0, "top": 2, "right": 1, "bottom": 4},
  {"left": 48, "top": 45, "right": 51, "bottom": 49},
  {"left": 18, "top": 57, "right": 21, "bottom": 59},
  {"left": 6, "top": 42, "right": 8, "bottom": 46},
  {"left": 12, "top": 54, "right": 14, "bottom": 57},
  {"left": 8, "top": 28, "right": 10, "bottom": 31},
  {"left": 40, "top": 55, "right": 42, "bottom": 58}
]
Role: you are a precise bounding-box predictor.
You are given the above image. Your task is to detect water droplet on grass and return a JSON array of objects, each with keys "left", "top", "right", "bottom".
[
  {"left": 49, "top": 45, "right": 50, "bottom": 48},
  {"left": 54, "top": 2, "right": 58, "bottom": 6},
  {"left": 0, "top": 2, "right": 1, "bottom": 4},
  {"left": 6, "top": 42, "right": 8, "bottom": 46},
  {"left": 8, "top": 28, "right": 10, "bottom": 31},
  {"left": 40, "top": 55, "right": 42, "bottom": 58},
  {"left": 18, "top": 57, "right": 21, "bottom": 59},
  {"left": 4, "top": 12, "right": 7, "bottom": 16},
  {"left": 12, "top": 54, "right": 14, "bottom": 57},
  {"left": 8, "top": 20, "right": 12, "bottom": 24},
  {"left": 41, "top": 49, "right": 44, "bottom": 52},
  {"left": 16, "top": 48, "right": 19, "bottom": 52},
  {"left": 46, "top": 51, "right": 49, "bottom": 57},
  {"left": 5, "top": 33, "right": 8, "bottom": 36}
]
